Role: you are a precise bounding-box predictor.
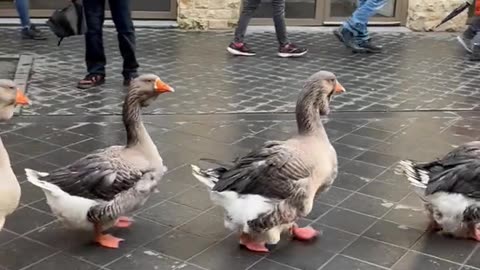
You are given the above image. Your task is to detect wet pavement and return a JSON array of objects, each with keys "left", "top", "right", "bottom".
[{"left": 0, "top": 26, "right": 479, "bottom": 270}]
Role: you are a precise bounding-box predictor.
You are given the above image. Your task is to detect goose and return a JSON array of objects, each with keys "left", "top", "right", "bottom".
[
  {"left": 25, "top": 74, "right": 174, "bottom": 249},
  {"left": 0, "top": 79, "right": 30, "bottom": 230},
  {"left": 191, "top": 71, "right": 345, "bottom": 253},
  {"left": 395, "top": 141, "right": 480, "bottom": 240}
]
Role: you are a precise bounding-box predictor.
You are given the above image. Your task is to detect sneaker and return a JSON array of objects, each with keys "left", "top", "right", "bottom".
[
  {"left": 470, "top": 43, "right": 480, "bottom": 61},
  {"left": 21, "top": 25, "right": 47, "bottom": 40},
  {"left": 457, "top": 35, "right": 473, "bottom": 53},
  {"left": 333, "top": 26, "right": 354, "bottom": 48},
  {"left": 353, "top": 39, "right": 383, "bottom": 54},
  {"left": 278, "top": 43, "right": 308, "bottom": 58},
  {"left": 123, "top": 73, "right": 139, "bottom": 86},
  {"left": 77, "top": 74, "right": 105, "bottom": 89},
  {"left": 227, "top": 42, "right": 256, "bottom": 56}
]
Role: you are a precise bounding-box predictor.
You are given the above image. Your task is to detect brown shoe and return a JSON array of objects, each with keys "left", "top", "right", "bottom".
[{"left": 77, "top": 74, "right": 105, "bottom": 89}]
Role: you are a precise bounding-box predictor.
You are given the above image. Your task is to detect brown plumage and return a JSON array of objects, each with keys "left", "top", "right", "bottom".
[
  {"left": 25, "top": 74, "right": 174, "bottom": 249},
  {"left": 192, "top": 70, "right": 345, "bottom": 253}
]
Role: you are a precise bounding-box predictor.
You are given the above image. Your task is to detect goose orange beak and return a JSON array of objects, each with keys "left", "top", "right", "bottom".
[
  {"left": 334, "top": 81, "right": 345, "bottom": 94},
  {"left": 154, "top": 78, "right": 174, "bottom": 93},
  {"left": 15, "top": 89, "right": 30, "bottom": 106}
]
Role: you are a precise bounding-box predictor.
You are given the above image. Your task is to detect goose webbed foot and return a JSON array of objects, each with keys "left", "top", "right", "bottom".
[
  {"left": 472, "top": 225, "right": 480, "bottom": 241},
  {"left": 115, "top": 216, "right": 134, "bottom": 228},
  {"left": 291, "top": 225, "right": 320, "bottom": 241},
  {"left": 94, "top": 223, "right": 124, "bottom": 249},
  {"left": 95, "top": 233, "right": 124, "bottom": 249},
  {"left": 239, "top": 233, "right": 269, "bottom": 253}
]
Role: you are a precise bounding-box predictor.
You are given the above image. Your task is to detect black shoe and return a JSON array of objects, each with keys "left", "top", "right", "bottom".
[
  {"left": 333, "top": 26, "right": 354, "bottom": 48},
  {"left": 278, "top": 43, "right": 308, "bottom": 58},
  {"left": 470, "top": 43, "right": 480, "bottom": 61},
  {"left": 457, "top": 35, "right": 473, "bottom": 53},
  {"left": 227, "top": 42, "right": 256, "bottom": 56},
  {"left": 77, "top": 74, "right": 105, "bottom": 89},
  {"left": 21, "top": 25, "right": 47, "bottom": 40},
  {"left": 123, "top": 73, "right": 139, "bottom": 86},
  {"left": 353, "top": 39, "right": 383, "bottom": 53}
]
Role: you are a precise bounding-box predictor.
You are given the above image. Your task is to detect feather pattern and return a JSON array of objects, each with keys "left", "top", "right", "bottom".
[
  {"left": 395, "top": 141, "right": 480, "bottom": 239},
  {"left": 38, "top": 146, "right": 148, "bottom": 201},
  {"left": 24, "top": 74, "right": 170, "bottom": 236},
  {"left": 192, "top": 71, "right": 342, "bottom": 246}
]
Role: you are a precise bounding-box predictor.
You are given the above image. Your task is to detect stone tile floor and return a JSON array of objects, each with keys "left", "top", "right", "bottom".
[
  {"left": 0, "top": 27, "right": 479, "bottom": 115},
  {"left": 1, "top": 112, "right": 480, "bottom": 270},
  {"left": 0, "top": 26, "right": 480, "bottom": 270}
]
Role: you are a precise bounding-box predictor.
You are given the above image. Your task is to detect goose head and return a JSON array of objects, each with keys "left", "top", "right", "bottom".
[
  {"left": 0, "top": 80, "right": 30, "bottom": 121},
  {"left": 301, "top": 71, "right": 345, "bottom": 115},
  {"left": 129, "top": 74, "right": 174, "bottom": 107}
]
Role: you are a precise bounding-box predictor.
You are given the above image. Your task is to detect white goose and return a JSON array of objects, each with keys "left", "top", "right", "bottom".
[
  {"left": 0, "top": 80, "right": 30, "bottom": 230},
  {"left": 25, "top": 74, "right": 174, "bottom": 248},
  {"left": 192, "top": 71, "right": 345, "bottom": 252}
]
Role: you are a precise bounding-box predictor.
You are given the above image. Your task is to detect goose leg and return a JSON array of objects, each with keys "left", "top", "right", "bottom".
[
  {"left": 0, "top": 217, "right": 5, "bottom": 231},
  {"left": 290, "top": 224, "right": 320, "bottom": 241},
  {"left": 115, "top": 216, "right": 134, "bottom": 228},
  {"left": 94, "top": 224, "right": 124, "bottom": 249},
  {"left": 239, "top": 233, "right": 269, "bottom": 253}
]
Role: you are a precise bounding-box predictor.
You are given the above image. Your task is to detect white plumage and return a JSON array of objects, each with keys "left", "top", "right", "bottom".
[{"left": 25, "top": 169, "right": 102, "bottom": 230}]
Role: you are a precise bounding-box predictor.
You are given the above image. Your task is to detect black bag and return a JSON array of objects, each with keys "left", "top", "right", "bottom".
[{"left": 46, "top": 0, "right": 86, "bottom": 46}]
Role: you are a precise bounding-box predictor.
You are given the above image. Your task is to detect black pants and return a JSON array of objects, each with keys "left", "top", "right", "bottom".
[
  {"left": 234, "top": 0, "right": 288, "bottom": 46},
  {"left": 83, "top": 0, "right": 138, "bottom": 78},
  {"left": 464, "top": 17, "right": 480, "bottom": 39}
]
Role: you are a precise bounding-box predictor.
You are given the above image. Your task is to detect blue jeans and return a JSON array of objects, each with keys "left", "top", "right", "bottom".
[
  {"left": 14, "top": 0, "right": 30, "bottom": 28},
  {"left": 343, "top": 0, "right": 388, "bottom": 43},
  {"left": 83, "top": 0, "right": 139, "bottom": 78}
]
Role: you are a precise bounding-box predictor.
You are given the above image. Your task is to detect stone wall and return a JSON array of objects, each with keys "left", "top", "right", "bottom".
[
  {"left": 406, "top": 0, "right": 468, "bottom": 32},
  {"left": 177, "top": 0, "right": 241, "bottom": 30},
  {"left": 177, "top": 0, "right": 470, "bottom": 31}
]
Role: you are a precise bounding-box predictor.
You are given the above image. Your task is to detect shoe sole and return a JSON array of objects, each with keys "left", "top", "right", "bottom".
[
  {"left": 457, "top": 36, "right": 473, "bottom": 53},
  {"left": 352, "top": 48, "right": 382, "bottom": 54},
  {"left": 227, "top": 47, "right": 256, "bottom": 56},
  {"left": 77, "top": 80, "right": 105, "bottom": 90},
  {"left": 277, "top": 50, "right": 308, "bottom": 58},
  {"left": 334, "top": 29, "right": 354, "bottom": 50}
]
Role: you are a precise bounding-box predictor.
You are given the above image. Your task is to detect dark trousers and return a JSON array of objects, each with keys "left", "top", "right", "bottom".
[
  {"left": 464, "top": 17, "right": 480, "bottom": 40},
  {"left": 83, "top": 0, "right": 138, "bottom": 78},
  {"left": 234, "top": 0, "right": 288, "bottom": 46}
]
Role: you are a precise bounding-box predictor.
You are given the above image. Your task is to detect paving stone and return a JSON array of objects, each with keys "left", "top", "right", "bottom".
[{"left": 0, "top": 26, "right": 479, "bottom": 270}]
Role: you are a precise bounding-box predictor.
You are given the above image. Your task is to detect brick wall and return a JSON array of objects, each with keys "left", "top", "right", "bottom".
[{"left": 407, "top": 0, "right": 468, "bottom": 32}]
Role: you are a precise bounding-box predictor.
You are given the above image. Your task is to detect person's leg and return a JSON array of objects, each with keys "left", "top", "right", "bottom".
[
  {"left": 272, "top": 0, "right": 307, "bottom": 57},
  {"left": 227, "top": 0, "right": 261, "bottom": 56},
  {"left": 78, "top": 0, "right": 106, "bottom": 89},
  {"left": 345, "top": 0, "right": 387, "bottom": 43},
  {"left": 14, "top": 0, "right": 46, "bottom": 40},
  {"left": 457, "top": 17, "right": 480, "bottom": 53},
  {"left": 271, "top": 0, "right": 288, "bottom": 46},
  {"left": 109, "top": 0, "right": 139, "bottom": 85},
  {"left": 335, "top": 0, "right": 386, "bottom": 53},
  {"left": 14, "top": 0, "right": 29, "bottom": 28},
  {"left": 470, "top": 32, "right": 480, "bottom": 61}
]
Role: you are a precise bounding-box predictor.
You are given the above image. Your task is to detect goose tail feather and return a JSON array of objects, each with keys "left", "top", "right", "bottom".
[{"left": 394, "top": 160, "right": 429, "bottom": 189}]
